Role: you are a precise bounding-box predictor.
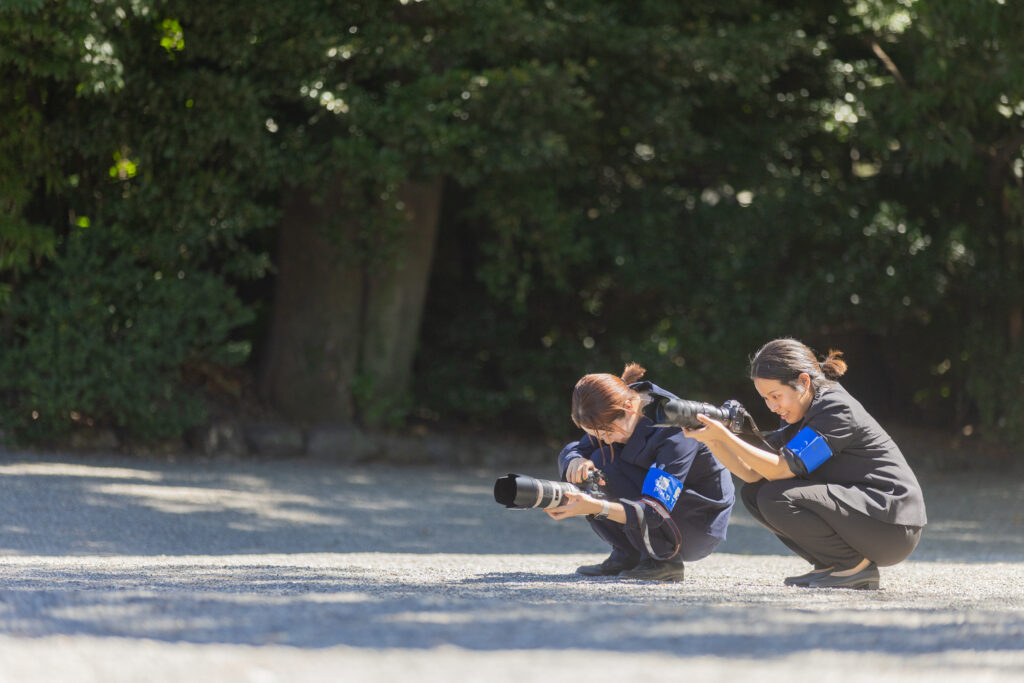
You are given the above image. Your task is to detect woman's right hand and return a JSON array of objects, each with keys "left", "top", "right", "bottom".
[
  {"left": 565, "top": 457, "right": 597, "bottom": 484},
  {"left": 683, "top": 413, "right": 731, "bottom": 446}
]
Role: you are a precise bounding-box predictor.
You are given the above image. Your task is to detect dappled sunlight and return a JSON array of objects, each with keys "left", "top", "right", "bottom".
[
  {"left": 336, "top": 497, "right": 418, "bottom": 512},
  {"left": 334, "top": 473, "right": 376, "bottom": 486},
  {"left": 383, "top": 611, "right": 487, "bottom": 625},
  {"left": 446, "top": 483, "right": 494, "bottom": 496},
  {"left": 928, "top": 520, "right": 982, "bottom": 531},
  {"left": 2, "top": 456, "right": 1022, "bottom": 560},
  {"left": 296, "top": 591, "right": 376, "bottom": 605},
  {"left": 90, "top": 483, "right": 347, "bottom": 526},
  {"left": 220, "top": 474, "right": 279, "bottom": 490},
  {"left": 0, "top": 456, "right": 520, "bottom": 556},
  {"left": 918, "top": 522, "right": 1024, "bottom": 551},
  {"left": 0, "top": 462, "right": 163, "bottom": 482},
  {"left": 723, "top": 514, "right": 762, "bottom": 528}
]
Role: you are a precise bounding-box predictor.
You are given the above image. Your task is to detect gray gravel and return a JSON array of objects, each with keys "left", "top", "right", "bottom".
[{"left": 0, "top": 451, "right": 1022, "bottom": 682}]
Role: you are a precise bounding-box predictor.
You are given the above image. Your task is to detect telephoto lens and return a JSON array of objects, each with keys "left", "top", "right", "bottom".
[
  {"left": 647, "top": 398, "right": 732, "bottom": 430},
  {"left": 493, "top": 474, "right": 581, "bottom": 509}
]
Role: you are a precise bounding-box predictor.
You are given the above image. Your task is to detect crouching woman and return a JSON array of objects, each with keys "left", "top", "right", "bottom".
[
  {"left": 683, "top": 338, "right": 927, "bottom": 590},
  {"left": 545, "top": 362, "right": 735, "bottom": 582}
]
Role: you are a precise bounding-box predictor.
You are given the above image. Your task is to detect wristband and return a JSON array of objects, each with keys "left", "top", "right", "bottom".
[{"left": 593, "top": 499, "right": 611, "bottom": 520}]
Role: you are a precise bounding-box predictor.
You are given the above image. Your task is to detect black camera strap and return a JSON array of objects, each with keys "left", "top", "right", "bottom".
[
  {"left": 619, "top": 498, "right": 682, "bottom": 562},
  {"left": 736, "top": 408, "right": 780, "bottom": 453}
]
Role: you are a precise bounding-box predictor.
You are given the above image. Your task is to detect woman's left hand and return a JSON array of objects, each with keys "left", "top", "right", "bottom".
[
  {"left": 683, "top": 413, "right": 731, "bottom": 445},
  {"left": 545, "top": 491, "right": 599, "bottom": 520}
]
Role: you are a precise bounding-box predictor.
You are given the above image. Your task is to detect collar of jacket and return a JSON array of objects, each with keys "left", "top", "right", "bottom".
[
  {"left": 621, "top": 413, "right": 656, "bottom": 462},
  {"left": 622, "top": 379, "right": 679, "bottom": 461}
]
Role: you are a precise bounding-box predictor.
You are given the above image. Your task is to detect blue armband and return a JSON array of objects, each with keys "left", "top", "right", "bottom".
[
  {"left": 784, "top": 426, "right": 833, "bottom": 473},
  {"left": 641, "top": 465, "right": 682, "bottom": 511}
]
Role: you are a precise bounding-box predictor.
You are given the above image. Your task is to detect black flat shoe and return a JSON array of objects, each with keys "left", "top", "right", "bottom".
[
  {"left": 809, "top": 563, "right": 880, "bottom": 590},
  {"left": 617, "top": 559, "right": 684, "bottom": 582},
  {"left": 784, "top": 567, "right": 834, "bottom": 587},
  {"left": 577, "top": 554, "right": 639, "bottom": 577}
]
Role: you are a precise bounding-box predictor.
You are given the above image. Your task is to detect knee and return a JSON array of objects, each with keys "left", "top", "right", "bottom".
[
  {"left": 872, "top": 526, "right": 923, "bottom": 567},
  {"left": 588, "top": 517, "right": 636, "bottom": 552},
  {"left": 679, "top": 534, "right": 721, "bottom": 563},
  {"left": 742, "top": 479, "right": 795, "bottom": 527},
  {"left": 753, "top": 481, "right": 798, "bottom": 526},
  {"left": 740, "top": 480, "right": 766, "bottom": 515}
]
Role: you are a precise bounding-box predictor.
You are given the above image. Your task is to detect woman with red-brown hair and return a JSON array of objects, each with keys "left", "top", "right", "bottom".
[{"left": 545, "top": 362, "right": 736, "bottom": 582}]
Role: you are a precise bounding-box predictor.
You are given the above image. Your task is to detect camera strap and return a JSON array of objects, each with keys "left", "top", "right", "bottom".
[
  {"left": 737, "top": 408, "right": 779, "bottom": 453},
  {"left": 619, "top": 497, "right": 683, "bottom": 562}
]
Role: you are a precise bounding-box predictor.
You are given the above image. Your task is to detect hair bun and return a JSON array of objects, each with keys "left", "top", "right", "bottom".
[
  {"left": 621, "top": 362, "right": 646, "bottom": 384},
  {"left": 820, "top": 349, "right": 848, "bottom": 379}
]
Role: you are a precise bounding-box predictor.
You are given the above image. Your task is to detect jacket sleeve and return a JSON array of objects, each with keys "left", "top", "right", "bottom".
[
  {"left": 556, "top": 434, "right": 601, "bottom": 479},
  {"left": 620, "top": 431, "right": 701, "bottom": 533},
  {"left": 804, "top": 400, "right": 858, "bottom": 456},
  {"left": 777, "top": 394, "right": 858, "bottom": 476},
  {"left": 763, "top": 423, "right": 796, "bottom": 450}
]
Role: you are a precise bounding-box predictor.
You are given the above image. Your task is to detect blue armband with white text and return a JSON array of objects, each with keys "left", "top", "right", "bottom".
[
  {"left": 784, "top": 426, "right": 833, "bottom": 473},
  {"left": 641, "top": 465, "right": 683, "bottom": 511}
]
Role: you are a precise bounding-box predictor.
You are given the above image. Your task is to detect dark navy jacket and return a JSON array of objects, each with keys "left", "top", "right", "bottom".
[{"left": 557, "top": 381, "right": 735, "bottom": 561}]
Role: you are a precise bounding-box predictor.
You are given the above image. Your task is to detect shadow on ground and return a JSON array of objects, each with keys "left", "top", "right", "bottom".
[
  {"left": 1, "top": 555, "right": 1022, "bottom": 659},
  {"left": 1, "top": 452, "right": 1023, "bottom": 664}
]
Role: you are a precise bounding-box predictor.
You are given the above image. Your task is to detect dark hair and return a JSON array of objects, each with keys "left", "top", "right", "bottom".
[
  {"left": 749, "top": 338, "right": 847, "bottom": 393},
  {"left": 571, "top": 362, "right": 646, "bottom": 432}
]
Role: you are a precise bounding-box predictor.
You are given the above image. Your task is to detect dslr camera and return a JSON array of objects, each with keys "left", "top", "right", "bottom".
[
  {"left": 494, "top": 469, "right": 606, "bottom": 509},
  {"left": 643, "top": 394, "right": 750, "bottom": 433},
  {"left": 641, "top": 389, "right": 775, "bottom": 451}
]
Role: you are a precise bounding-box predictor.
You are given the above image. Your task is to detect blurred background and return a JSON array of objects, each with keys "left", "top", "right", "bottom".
[{"left": 1, "top": 0, "right": 1022, "bottom": 466}]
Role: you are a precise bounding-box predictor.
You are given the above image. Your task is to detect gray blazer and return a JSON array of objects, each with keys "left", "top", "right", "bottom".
[{"left": 766, "top": 383, "right": 927, "bottom": 527}]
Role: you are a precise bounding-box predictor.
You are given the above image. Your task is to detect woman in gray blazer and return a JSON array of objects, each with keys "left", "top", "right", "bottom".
[{"left": 683, "top": 338, "right": 927, "bottom": 590}]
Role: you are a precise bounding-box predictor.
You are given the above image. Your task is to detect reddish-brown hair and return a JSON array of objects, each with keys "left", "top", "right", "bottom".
[{"left": 571, "top": 362, "right": 646, "bottom": 432}]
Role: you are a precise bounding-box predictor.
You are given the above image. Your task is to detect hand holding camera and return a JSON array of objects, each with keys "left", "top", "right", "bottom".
[
  {"left": 493, "top": 467, "right": 607, "bottom": 509},
  {"left": 642, "top": 392, "right": 775, "bottom": 451},
  {"left": 681, "top": 412, "right": 733, "bottom": 446},
  {"left": 544, "top": 489, "right": 591, "bottom": 520},
  {"left": 565, "top": 457, "right": 603, "bottom": 485}
]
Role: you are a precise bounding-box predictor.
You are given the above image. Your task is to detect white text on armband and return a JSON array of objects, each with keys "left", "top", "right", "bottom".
[{"left": 783, "top": 426, "right": 833, "bottom": 473}]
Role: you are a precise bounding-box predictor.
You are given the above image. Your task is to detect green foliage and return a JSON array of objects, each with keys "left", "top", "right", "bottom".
[
  {"left": 2, "top": 0, "right": 1024, "bottom": 448},
  {"left": 0, "top": 230, "right": 252, "bottom": 442},
  {"left": 0, "top": 0, "right": 273, "bottom": 442},
  {"left": 416, "top": 0, "right": 1024, "bottom": 445},
  {"left": 351, "top": 371, "right": 415, "bottom": 432},
  {"left": 843, "top": 0, "right": 1024, "bottom": 439}
]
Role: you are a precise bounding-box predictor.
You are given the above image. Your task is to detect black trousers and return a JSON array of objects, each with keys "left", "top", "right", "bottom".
[{"left": 742, "top": 479, "right": 922, "bottom": 571}]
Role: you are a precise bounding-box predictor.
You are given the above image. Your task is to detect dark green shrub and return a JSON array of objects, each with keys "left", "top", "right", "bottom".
[{"left": 0, "top": 230, "right": 252, "bottom": 443}]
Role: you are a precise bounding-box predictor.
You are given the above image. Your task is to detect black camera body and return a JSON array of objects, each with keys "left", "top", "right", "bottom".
[
  {"left": 642, "top": 390, "right": 777, "bottom": 452},
  {"left": 576, "top": 469, "right": 607, "bottom": 500},
  {"left": 494, "top": 469, "right": 606, "bottom": 509}
]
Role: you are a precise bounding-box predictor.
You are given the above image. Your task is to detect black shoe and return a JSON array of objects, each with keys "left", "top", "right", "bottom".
[
  {"left": 576, "top": 554, "right": 639, "bottom": 577},
  {"left": 617, "top": 559, "right": 685, "bottom": 582},
  {"left": 809, "top": 563, "right": 880, "bottom": 590},
  {"left": 784, "top": 567, "right": 834, "bottom": 587}
]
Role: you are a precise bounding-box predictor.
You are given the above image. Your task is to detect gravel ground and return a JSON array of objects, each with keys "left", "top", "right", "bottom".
[{"left": 0, "top": 451, "right": 1022, "bottom": 682}]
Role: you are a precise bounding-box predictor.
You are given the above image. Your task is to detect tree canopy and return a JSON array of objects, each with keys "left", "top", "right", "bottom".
[{"left": 1, "top": 0, "right": 1022, "bottom": 451}]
